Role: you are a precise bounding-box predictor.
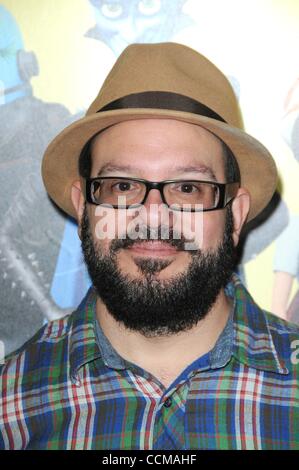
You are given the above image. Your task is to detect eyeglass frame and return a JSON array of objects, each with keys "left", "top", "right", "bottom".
[{"left": 84, "top": 176, "right": 240, "bottom": 212}]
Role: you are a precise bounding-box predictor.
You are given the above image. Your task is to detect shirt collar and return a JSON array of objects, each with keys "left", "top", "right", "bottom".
[
  {"left": 69, "top": 287, "right": 102, "bottom": 384},
  {"left": 95, "top": 313, "right": 127, "bottom": 370},
  {"left": 230, "top": 273, "right": 289, "bottom": 375},
  {"left": 69, "top": 274, "right": 288, "bottom": 384}
]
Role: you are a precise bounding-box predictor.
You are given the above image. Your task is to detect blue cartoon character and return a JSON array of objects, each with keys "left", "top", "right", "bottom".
[
  {"left": 86, "top": 0, "right": 193, "bottom": 55},
  {"left": 0, "top": 6, "right": 79, "bottom": 353},
  {"left": 0, "top": 6, "right": 38, "bottom": 104}
]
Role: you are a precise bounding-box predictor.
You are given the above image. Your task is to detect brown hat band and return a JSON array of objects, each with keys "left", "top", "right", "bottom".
[{"left": 97, "top": 91, "right": 227, "bottom": 123}]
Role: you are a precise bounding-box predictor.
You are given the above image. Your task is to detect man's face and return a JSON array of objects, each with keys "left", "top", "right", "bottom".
[
  {"left": 76, "top": 119, "right": 241, "bottom": 337},
  {"left": 87, "top": 119, "right": 229, "bottom": 273}
]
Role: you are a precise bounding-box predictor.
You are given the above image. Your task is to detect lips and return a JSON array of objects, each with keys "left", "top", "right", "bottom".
[{"left": 127, "top": 241, "right": 179, "bottom": 256}]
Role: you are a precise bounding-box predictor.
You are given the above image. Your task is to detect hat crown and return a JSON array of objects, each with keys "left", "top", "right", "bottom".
[{"left": 87, "top": 42, "right": 243, "bottom": 129}]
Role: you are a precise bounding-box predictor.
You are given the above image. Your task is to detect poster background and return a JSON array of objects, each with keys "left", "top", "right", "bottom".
[{"left": 1, "top": 0, "right": 299, "bottom": 354}]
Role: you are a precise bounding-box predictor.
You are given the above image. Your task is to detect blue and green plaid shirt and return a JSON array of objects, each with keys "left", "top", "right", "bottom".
[{"left": 1, "top": 274, "right": 299, "bottom": 449}]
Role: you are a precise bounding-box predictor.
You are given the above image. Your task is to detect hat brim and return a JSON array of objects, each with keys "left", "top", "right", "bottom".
[{"left": 41, "top": 108, "right": 277, "bottom": 222}]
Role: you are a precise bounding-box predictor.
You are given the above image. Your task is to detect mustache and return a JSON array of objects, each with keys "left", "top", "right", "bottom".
[{"left": 110, "top": 224, "right": 193, "bottom": 253}]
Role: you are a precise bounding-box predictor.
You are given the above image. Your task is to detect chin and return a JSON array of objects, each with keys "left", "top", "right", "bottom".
[{"left": 127, "top": 254, "right": 189, "bottom": 280}]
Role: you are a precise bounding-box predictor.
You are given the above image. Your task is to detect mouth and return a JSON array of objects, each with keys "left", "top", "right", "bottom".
[{"left": 126, "top": 241, "right": 180, "bottom": 257}]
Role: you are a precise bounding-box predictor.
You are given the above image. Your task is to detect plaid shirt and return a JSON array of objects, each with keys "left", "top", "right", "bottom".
[{"left": 1, "top": 274, "right": 299, "bottom": 450}]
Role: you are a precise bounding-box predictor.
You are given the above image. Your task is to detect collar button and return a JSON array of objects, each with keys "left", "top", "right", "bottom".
[{"left": 163, "top": 397, "right": 172, "bottom": 408}]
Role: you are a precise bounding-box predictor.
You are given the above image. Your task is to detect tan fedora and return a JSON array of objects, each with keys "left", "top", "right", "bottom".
[{"left": 42, "top": 42, "right": 277, "bottom": 221}]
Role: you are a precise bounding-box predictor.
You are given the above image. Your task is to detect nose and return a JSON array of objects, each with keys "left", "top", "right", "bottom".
[
  {"left": 140, "top": 188, "right": 170, "bottom": 229},
  {"left": 143, "top": 188, "right": 163, "bottom": 206}
]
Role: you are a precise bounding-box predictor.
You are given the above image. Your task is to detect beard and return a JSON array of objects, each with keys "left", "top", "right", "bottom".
[{"left": 81, "top": 204, "right": 236, "bottom": 338}]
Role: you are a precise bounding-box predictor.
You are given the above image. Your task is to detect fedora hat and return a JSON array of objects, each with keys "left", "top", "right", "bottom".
[{"left": 42, "top": 42, "right": 277, "bottom": 221}]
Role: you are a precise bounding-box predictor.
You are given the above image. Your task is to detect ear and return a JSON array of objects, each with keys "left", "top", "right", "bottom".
[
  {"left": 71, "top": 180, "right": 85, "bottom": 239},
  {"left": 231, "top": 187, "right": 250, "bottom": 246}
]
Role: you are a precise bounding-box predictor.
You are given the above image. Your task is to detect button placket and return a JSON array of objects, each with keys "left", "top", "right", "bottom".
[{"left": 163, "top": 396, "right": 172, "bottom": 408}]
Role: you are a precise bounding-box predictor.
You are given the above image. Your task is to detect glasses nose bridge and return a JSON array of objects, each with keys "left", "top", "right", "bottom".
[{"left": 143, "top": 181, "right": 166, "bottom": 205}]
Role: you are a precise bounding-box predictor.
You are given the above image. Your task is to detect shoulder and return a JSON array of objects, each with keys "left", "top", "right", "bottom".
[
  {"left": 263, "top": 308, "right": 299, "bottom": 336},
  {"left": 0, "top": 312, "right": 77, "bottom": 449},
  {"left": 0, "top": 312, "right": 73, "bottom": 393},
  {"left": 262, "top": 309, "right": 299, "bottom": 370},
  {"left": 0, "top": 287, "right": 97, "bottom": 394},
  {"left": 231, "top": 274, "right": 299, "bottom": 374}
]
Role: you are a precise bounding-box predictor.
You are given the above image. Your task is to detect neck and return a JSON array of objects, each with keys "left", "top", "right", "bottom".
[{"left": 96, "top": 289, "right": 232, "bottom": 378}]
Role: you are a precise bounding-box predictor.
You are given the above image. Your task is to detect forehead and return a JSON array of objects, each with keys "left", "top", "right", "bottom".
[{"left": 90, "top": 118, "right": 226, "bottom": 179}]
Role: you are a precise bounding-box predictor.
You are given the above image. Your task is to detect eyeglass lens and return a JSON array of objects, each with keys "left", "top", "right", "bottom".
[{"left": 91, "top": 178, "right": 220, "bottom": 210}]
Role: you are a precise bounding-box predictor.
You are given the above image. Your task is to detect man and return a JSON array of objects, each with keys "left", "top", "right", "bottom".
[{"left": 1, "top": 42, "right": 299, "bottom": 450}]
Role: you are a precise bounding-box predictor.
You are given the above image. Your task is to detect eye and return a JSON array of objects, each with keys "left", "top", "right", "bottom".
[
  {"left": 177, "top": 183, "right": 199, "bottom": 193},
  {"left": 101, "top": 2, "right": 123, "bottom": 19},
  {"left": 138, "top": 0, "right": 161, "bottom": 16},
  {"left": 112, "top": 180, "right": 135, "bottom": 191}
]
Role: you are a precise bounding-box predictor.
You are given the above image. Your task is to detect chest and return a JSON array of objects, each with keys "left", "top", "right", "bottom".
[{"left": 29, "top": 365, "right": 299, "bottom": 450}]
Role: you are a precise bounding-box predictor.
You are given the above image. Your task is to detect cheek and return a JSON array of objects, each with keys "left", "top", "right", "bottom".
[
  {"left": 201, "top": 212, "right": 226, "bottom": 250},
  {"left": 88, "top": 207, "right": 117, "bottom": 253},
  {"left": 176, "top": 211, "right": 226, "bottom": 250},
  {"left": 91, "top": 206, "right": 136, "bottom": 252}
]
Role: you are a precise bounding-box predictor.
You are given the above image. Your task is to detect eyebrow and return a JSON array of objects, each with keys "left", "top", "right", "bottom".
[
  {"left": 173, "top": 165, "right": 217, "bottom": 181},
  {"left": 97, "top": 164, "right": 135, "bottom": 176},
  {"left": 97, "top": 164, "right": 217, "bottom": 181}
]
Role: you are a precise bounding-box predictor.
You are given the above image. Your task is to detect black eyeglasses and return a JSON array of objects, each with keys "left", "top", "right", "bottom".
[{"left": 85, "top": 176, "right": 240, "bottom": 212}]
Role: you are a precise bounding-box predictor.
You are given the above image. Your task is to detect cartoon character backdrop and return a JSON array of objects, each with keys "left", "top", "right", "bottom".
[{"left": 1, "top": 0, "right": 299, "bottom": 355}]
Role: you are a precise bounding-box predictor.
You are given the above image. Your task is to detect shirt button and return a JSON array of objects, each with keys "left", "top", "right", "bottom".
[{"left": 163, "top": 397, "right": 172, "bottom": 408}]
